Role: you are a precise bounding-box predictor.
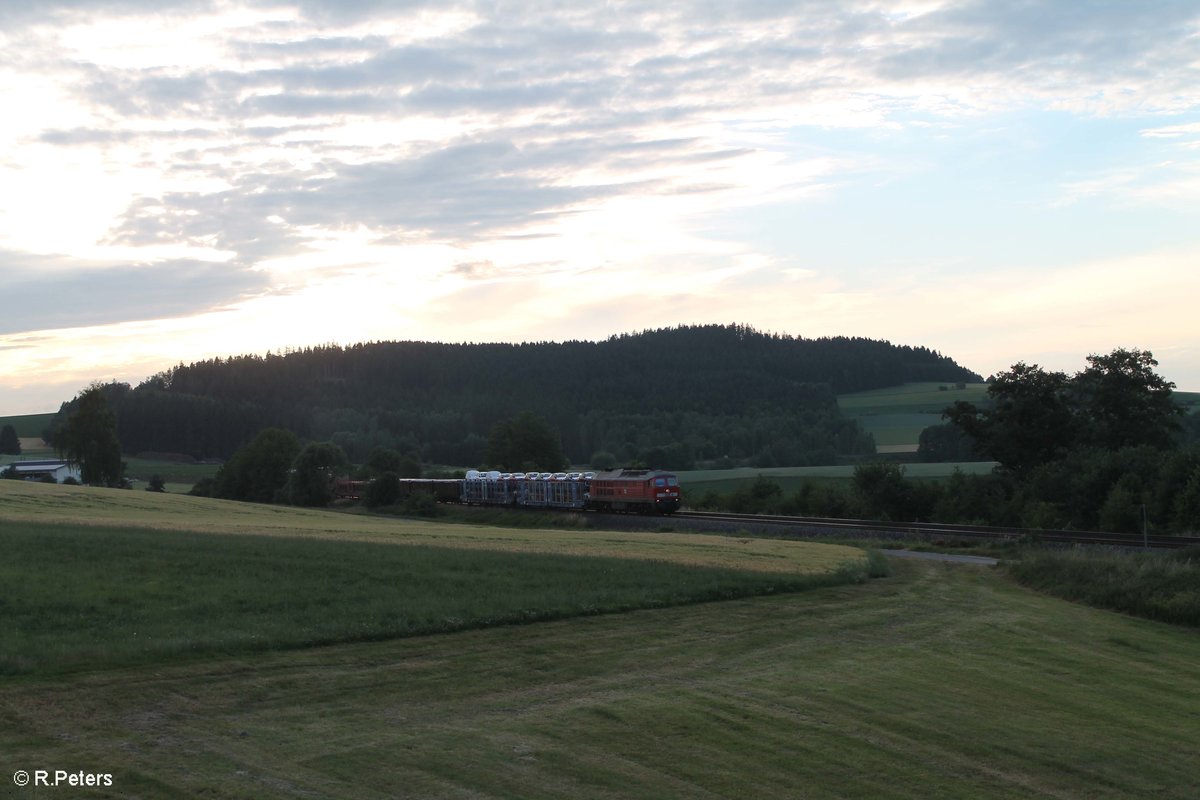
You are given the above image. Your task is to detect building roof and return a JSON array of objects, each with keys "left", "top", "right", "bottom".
[{"left": 5, "top": 460, "right": 72, "bottom": 473}]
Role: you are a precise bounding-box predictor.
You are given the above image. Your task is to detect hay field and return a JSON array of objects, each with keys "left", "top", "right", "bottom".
[{"left": 0, "top": 480, "right": 861, "bottom": 577}]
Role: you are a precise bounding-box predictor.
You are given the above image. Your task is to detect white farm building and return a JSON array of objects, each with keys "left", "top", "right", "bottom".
[{"left": 1, "top": 459, "right": 81, "bottom": 483}]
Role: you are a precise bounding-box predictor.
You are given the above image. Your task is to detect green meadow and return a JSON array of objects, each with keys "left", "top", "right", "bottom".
[
  {"left": 836, "top": 381, "right": 990, "bottom": 413},
  {"left": 0, "top": 480, "right": 870, "bottom": 675},
  {"left": 0, "top": 411, "right": 55, "bottom": 439},
  {"left": 2, "top": 520, "right": 870, "bottom": 675},
  {"left": 837, "top": 381, "right": 989, "bottom": 452},
  {"left": 119, "top": 456, "right": 222, "bottom": 493},
  {"left": 3, "top": 478, "right": 1200, "bottom": 798}
]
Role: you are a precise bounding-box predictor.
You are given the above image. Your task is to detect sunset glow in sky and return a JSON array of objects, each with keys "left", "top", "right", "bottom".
[{"left": 2, "top": 1, "right": 1199, "bottom": 414}]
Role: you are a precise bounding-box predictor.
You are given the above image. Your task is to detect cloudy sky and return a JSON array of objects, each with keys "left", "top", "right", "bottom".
[{"left": 2, "top": 0, "right": 1199, "bottom": 414}]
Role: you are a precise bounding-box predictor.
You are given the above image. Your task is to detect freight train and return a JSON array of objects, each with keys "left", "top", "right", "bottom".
[{"left": 337, "top": 468, "right": 682, "bottom": 514}]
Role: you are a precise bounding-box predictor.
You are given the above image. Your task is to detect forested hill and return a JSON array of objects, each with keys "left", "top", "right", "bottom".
[{"left": 58, "top": 325, "right": 981, "bottom": 468}]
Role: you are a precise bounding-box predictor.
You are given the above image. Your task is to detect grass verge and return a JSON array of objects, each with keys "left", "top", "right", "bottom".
[{"left": 1007, "top": 546, "right": 1200, "bottom": 626}]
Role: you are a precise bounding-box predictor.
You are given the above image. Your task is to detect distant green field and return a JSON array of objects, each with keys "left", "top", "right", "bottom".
[
  {"left": 838, "top": 382, "right": 989, "bottom": 453},
  {"left": 0, "top": 411, "right": 55, "bottom": 437},
  {"left": 837, "top": 381, "right": 989, "bottom": 412},
  {"left": 852, "top": 412, "right": 938, "bottom": 447},
  {"left": 121, "top": 456, "right": 220, "bottom": 492}
]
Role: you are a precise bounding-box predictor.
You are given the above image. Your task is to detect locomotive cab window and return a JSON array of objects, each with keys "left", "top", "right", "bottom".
[
  {"left": 667, "top": 477, "right": 678, "bottom": 487},
  {"left": 654, "top": 477, "right": 666, "bottom": 487}
]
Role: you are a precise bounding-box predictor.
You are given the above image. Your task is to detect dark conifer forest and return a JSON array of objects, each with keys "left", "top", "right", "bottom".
[{"left": 51, "top": 324, "right": 981, "bottom": 468}]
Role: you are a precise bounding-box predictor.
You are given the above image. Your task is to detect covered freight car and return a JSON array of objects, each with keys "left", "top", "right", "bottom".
[
  {"left": 457, "top": 468, "right": 680, "bottom": 514},
  {"left": 460, "top": 470, "right": 591, "bottom": 509}
]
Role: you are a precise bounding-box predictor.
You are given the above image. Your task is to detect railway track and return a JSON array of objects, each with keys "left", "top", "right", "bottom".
[{"left": 671, "top": 510, "right": 1200, "bottom": 550}]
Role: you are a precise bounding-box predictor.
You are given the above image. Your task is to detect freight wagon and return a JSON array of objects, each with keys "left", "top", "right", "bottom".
[{"left": 344, "top": 468, "right": 682, "bottom": 514}]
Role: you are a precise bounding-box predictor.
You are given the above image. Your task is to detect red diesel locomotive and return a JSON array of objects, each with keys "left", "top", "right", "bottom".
[{"left": 586, "top": 469, "right": 682, "bottom": 514}]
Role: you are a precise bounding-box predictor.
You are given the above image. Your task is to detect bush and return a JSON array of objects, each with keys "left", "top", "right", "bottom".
[
  {"left": 724, "top": 476, "right": 784, "bottom": 514},
  {"left": 364, "top": 472, "right": 401, "bottom": 508},
  {"left": 401, "top": 492, "right": 439, "bottom": 517},
  {"left": 690, "top": 489, "right": 724, "bottom": 510},
  {"left": 853, "top": 463, "right": 910, "bottom": 521},
  {"left": 790, "top": 482, "right": 859, "bottom": 518}
]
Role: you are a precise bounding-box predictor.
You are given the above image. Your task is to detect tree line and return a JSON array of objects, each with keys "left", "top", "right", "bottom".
[
  {"left": 703, "top": 349, "right": 1200, "bottom": 535},
  {"left": 46, "top": 325, "right": 981, "bottom": 469}
]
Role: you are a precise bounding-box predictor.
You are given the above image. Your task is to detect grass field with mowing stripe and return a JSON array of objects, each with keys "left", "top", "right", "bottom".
[
  {"left": 2, "top": 520, "right": 870, "bottom": 675},
  {"left": 0, "top": 480, "right": 871, "bottom": 677},
  {"left": 0, "top": 481, "right": 862, "bottom": 575},
  {"left": 3, "top": 559, "right": 1198, "bottom": 798}
]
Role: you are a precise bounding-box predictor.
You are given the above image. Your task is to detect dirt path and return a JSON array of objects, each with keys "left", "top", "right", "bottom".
[{"left": 881, "top": 548, "right": 999, "bottom": 566}]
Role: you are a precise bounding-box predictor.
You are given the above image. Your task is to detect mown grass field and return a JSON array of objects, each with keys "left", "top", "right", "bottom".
[{"left": 3, "top": 552, "right": 1198, "bottom": 798}]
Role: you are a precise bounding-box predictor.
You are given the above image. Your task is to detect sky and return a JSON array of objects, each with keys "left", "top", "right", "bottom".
[{"left": 2, "top": 0, "right": 1199, "bottom": 415}]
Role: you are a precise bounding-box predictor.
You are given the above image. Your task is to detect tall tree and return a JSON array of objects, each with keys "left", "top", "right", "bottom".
[
  {"left": 1073, "top": 348, "right": 1182, "bottom": 451},
  {"left": 944, "top": 363, "right": 1076, "bottom": 477},
  {"left": 286, "top": 441, "right": 349, "bottom": 506},
  {"left": 60, "top": 385, "right": 123, "bottom": 486},
  {"left": 212, "top": 428, "right": 301, "bottom": 503},
  {"left": 0, "top": 424, "right": 20, "bottom": 456},
  {"left": 484, "top": 412, "right": 567, "bottom": 472}
]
